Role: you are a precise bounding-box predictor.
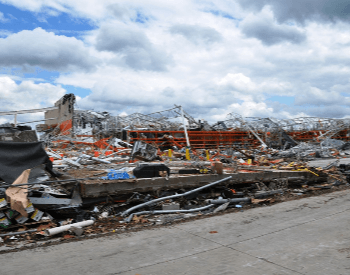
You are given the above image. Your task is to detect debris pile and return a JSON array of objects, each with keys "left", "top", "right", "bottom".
[{"left": 0, "top": 94, "right": 350, "bottom": 248}]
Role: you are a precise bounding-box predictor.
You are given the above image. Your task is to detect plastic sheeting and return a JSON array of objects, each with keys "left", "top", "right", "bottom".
[{"left": 0, "top": 142, "right": 56, "bottom": 184}]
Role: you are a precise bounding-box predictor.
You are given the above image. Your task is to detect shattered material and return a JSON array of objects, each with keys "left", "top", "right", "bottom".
[
  {"left": 131, "top": 140, "right": 158, "bottom": 161},
  {"left": 1, "top": 93, "right": 350, "bottom": 247}
]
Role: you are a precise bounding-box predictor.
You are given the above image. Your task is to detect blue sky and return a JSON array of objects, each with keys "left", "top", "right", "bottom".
[
  {"left": 1, "top": 0, "right": 350, "bottom": 125},
  {"left": 0, "top": 2, "right": 94, "bottom": 98},
  {"left": 0, "top": 3, "right": 94, "bottom": 34}
]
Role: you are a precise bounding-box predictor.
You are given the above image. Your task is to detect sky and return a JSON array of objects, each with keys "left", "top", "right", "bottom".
[{"left": 1, "top": 0, "right": 350, "bottom": 125}]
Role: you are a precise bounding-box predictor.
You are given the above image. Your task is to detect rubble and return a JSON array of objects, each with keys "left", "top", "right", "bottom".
[{"left": 1, "top": 93, "right": 350, "bottom": 249}]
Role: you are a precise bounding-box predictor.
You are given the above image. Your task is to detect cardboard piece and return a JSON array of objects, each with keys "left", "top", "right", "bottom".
[{"left": 5, "top": 169, "right": 31, "bottom": 217}]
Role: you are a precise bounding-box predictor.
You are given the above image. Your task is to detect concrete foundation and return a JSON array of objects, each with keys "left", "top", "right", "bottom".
[{"left": 79, "top": 170, "right": 324, "bottom": 198}]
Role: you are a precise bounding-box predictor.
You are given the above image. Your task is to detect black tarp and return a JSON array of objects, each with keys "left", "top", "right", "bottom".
[
  {"left": 0, "top": 142, "right": 56, "bottom": 184},
  {"left": 133, "top": 163, "right": 170, "bottom": 178}
]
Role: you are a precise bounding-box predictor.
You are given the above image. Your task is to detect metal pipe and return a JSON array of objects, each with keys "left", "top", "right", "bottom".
[
  {"left": 245, "top": 123, "right": 267, "bottom": 148},
  {"left": 17, "top": 117, "right": 58, "bottom": 125},
  {"left": 53, "top": 165, "right": 69, "bottom": 168},
  {"left": 208, "top": 198, "right": 251, "bottom": 204},
  {"left": 101, "top": 137, "right": 115, "bottom": 155},
  {"left": 0, "top": 106, "right": 58, "bottom": 116},
  {"left": 126, "top": 204, "right": 214, "bottom": 222},
  {"left": 180, "top": 106, "right": 191, "bottom": 148},
  {"left": 121, "top": 176, "right": 232, "bottom": 217},
  {"left": 45, "top": 220, "right": 94, "bottom": 236},
  {"left": 90, "top": 157, "right": 111, "bottom": 164},
  {"left": 0, "top": 229, "right": 37, "bottom": 237},
  {"left": 47, "top": 151, "right": 81, "bottom": 167},
  {"left": 254, "top": 190, "right": 283, "bottom": 198}
]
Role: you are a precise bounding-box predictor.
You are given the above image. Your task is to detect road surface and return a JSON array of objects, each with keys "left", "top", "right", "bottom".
[{"left": 1, "top": 189, "right": 350, "bottom": 275}]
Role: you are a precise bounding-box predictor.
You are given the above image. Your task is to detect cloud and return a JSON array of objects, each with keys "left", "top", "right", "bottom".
[
  {"left": 0, "top": 28, "right": 97, "bottom": 71},
  {"left": 170, "top": 24, "right": 223, "bottom": 45},
  {"left": 0, "top": 76, "right": 66, "bottom": 124},
  {"left": 162, "top": 87, "right": 175, "bottom": 97},
  {"left": 0, "top": 0, "right": 193, "bottom": 22},
  {"left": 241, "top": 10, "right": 306, "bottom": 45},
  {"left": 0, "top": 29, "right": 11, "bottom": 37},
  {"left": 217, "top": 73, "right": 256, "bottom": 92},
  {"left": 238, "top": 0, "right": 350, "bottom": 25},
  {"left": 95, "top": 23, "right": 172, "bottom": 71},
  {"left": 294, "top": 87, "right": 350, "bottom": 106},
  {"left": 3, "top": 1, "right": 350, "bottom": 123},
  {"left": 0, "top": 11, "right": 8, "bottom": 22},
  {"left": 307, "top": 105, "right": 350, "bottom": 118},
  {"left": 0, "top": 0, "right": 103, "bottom": 19},
  {"left": 107, "top": 3, "right": 135, "bottom": 20},
  {"left": 215, "top": 73, "right": 293, "bottom": 99},
  {"left": 61, "top": 67, "right": 299, "bottom": 123}
]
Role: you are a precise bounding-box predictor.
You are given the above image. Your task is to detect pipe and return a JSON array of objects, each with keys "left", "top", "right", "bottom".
[
  {"left": 14, "top": 113, "right": 17, "bottom": 127},
  {"left": 47, "top": 151, "right": 81, "bottom": 167},
  {"left": 126, "top": 204, "right": 214, "bottom": 223},
  {"left": 45, "top": 220, "right": 94, "bottom": 236},
  {"left": 180, "top": 106, "right": 191, "bottom": 148},
  {"left": 110, "top": 149, "right": 131, "bottom": 156},
  {"left": 80, "top": 154, "right": 112, "bottom": 164},
  {"left": 254, "top": 190, "right": 283, "bottom": 198},
  {"left": 242, "top": 121, "right": 267, "bottom": 148},
  {"left": 121, "top": 176, "right": 232, "bottom": 217},
  {"left": 208, "top": 198, "right": 251, "bottom": 204},
  {"left": 0, "top": 229, "right": 37, "bottom": 238},
  {"left": 91, "top": 157, "right": 111, "bottom": 164},
  {"left": 53, "top": 165, "right": 69, "bottom": 168}
]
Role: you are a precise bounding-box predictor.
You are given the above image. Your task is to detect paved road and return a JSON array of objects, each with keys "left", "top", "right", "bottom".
[{"left": 1, "top": 189, "right": 350, "bottom": 275}]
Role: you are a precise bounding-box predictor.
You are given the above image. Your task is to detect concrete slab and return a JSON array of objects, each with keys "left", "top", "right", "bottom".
[
  {"left": 175, "top": 190, "right": 350, "bottom": 245},
  {"left": 121, "top": 246, "right": 298, "bottom": 275},
  {"left": 80, "top": 170, "right": 321, "bottom": 197},
  {"left": 0, "top": 228, "right": 221, "bottom": 275},
  {"left": 230, "top": 213, "right": 350, "bottom": 275}
]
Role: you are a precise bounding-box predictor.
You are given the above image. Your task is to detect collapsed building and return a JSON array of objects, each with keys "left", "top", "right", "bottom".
[
  {"left": 0, "top": 93, "right": 350, "bottom": 244},
  {"left": 34, "top": 93, "right": 350, "bottom": 151}
]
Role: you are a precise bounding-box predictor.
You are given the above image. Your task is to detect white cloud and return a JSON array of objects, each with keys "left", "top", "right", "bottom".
[
  {"left": 0, "top": 29, "right": 12, "bottom": 37},
  {"left": 237, "top": 0, "right": 350, "bottom": 25},
  {"left": 241, "top": 8, "right": 306, "bottom": 45},
  {"left": 0, "top": 11, "right": 8, "bottom": 22},
  {"left": 1, "top": 1, "right": 350, "bottom": 122},
  {"left": 0, "top": 0, "right": 200, "bottom": 22},
  {"left": 0, "top": 76, "right": 66, "bottom": 124},
  {"left": 0, "top": 28, "right": 97, "bottom": 71},
  {"left": 217, "top": 73, "right": 256, "bottom": 92},
  {"left": 170, "top": 24, "right": 223, "bottom": 45},
  {"left": 295, "top": 87, "right": 350, "bottom": 106},
  {"left": 94, "top": 22, "right": 172, "bottom": 71}
]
